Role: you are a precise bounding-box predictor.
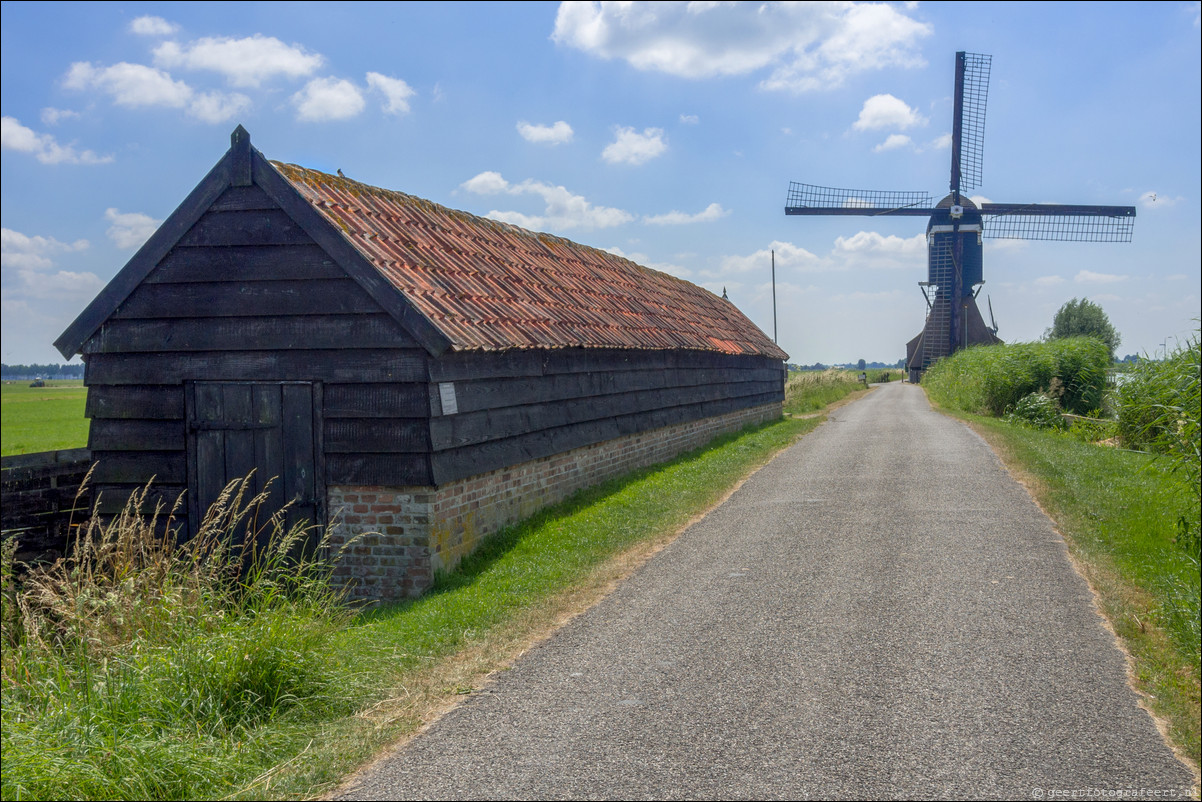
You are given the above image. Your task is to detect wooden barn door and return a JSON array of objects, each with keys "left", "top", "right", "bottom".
[{"left": 185, "top": 382, "right": 323, "bottom": 546}]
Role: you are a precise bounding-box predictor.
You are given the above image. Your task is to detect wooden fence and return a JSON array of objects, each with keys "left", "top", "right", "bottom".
[{"left": 1, "top": 449, "right": 93, "bottom": 560}]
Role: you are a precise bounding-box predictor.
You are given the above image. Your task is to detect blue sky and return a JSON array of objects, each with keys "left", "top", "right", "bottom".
[{"left": 2, "top": 1, "right": 1199, "bottom": 366}]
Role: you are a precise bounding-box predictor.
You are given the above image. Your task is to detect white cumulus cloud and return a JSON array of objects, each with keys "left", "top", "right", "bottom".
[
  {"left": 1, "top": 117, "right": 112, "bottom": 165},
  {"left": 602, "top": 126, "right": 667, "bottom": 165},
  {"left": 1, "top": 227, "right": 89, "bottom": 271},
  {"left": 720, "top": 231, "right": 924, "bottom": 277},
  {"left": 517, "top": 120, "right": 574, "bottom": 145},
  {"left": 831, "top": 231, "right": 925, "bottom": 269},
  {"left": 187, "top": 91, "right": 252, "bottom": 124},
  {"left": 552, "top": 1, "right": 930, "bottom": 92},
  {"left": 292, "top": 77, "right": 366, "bottom": 121},
  {"left": 460, "top": 171, "right": 634, "bottom": 231},
  {"left": 64, "top": 62, "right": 249, "bottom": 123},
  {"left": 679, "top": 114, "right": 700, "bottom": 125},
  {"left": 721, "top": 241, "right": 821, "bottom": 274},
  {"left": 105, "top": 208, "right": 161, "bottom": 250},
  {"left": 461, "top": 171, "right": 511, "bottom": 195},
  {"left": 644, "top": 203, "right": 730, "bottom": 225},
  {"left": 153, "top": 35, "right": 323, "bottom": 87},
  {"left": 853, "top": 94, "right": 926, "bottom": 131},
  {"left": 65, "top": 61, "right": 192, "bottom": 108},
  {"left": 366, "top": 72, "right": 416, "bottom": 114},
  {"left": 40, "top": 107, "right": 80, "bottom": 126},
  {"left": 11, "top": 269, "right": 106, "bottom": 300},
  {"left": 1, "top": 228, "right": 102, "bottom": 302},
  {"left": 130, "top": 16, "right": 179, "bottom": 36},
  {"left": 1075, "top": 270, "right": 1129, "bottom": 284},
  {"left": 873, "top": 134, "right": 913, "bottom": 153}
]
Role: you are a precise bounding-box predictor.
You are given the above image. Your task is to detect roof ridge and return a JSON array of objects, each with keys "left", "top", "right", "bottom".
[{"left": 270, "top": 160, "right": 701, "bottom": 290}]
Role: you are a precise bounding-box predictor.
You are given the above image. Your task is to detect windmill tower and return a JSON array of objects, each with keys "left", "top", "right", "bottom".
[{"left": 785, "top": 52, "right": 1137, "bottom": 382}]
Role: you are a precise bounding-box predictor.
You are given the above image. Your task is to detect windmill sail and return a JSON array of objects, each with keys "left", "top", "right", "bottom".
[
  {"left": 783, "top": 50, "right": 1135, "bottom": 382},
  {"left": 785, "top": 183, "right": 933, "bottom": 215},
  {"left": 951, "top": 52, "right": 992, "bottom": 195},
  {"left": 980, "top": 203, "right": 1136, "bottom": 241}
]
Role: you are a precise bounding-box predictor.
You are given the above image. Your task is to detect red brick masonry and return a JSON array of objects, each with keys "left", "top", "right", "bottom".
[{"left": 327, "top": 402, "right": 782, "bottom": 601}]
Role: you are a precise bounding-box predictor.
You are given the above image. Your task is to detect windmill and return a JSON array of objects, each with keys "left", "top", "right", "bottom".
[{"left": 785, "top": 52, "right": 1137, "bottom": 382}]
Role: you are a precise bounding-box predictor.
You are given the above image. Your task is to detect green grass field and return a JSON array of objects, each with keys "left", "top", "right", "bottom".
[
  {"left": 2, "top": 413, "right": 823, "bottom": 801},
  {"left": 1, "top": 380, "right": 89, "bottom": 457}
]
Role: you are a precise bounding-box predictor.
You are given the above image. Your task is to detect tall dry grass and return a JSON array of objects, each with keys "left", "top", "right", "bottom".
[
  {"left": 1, "top": 473, "right": 363, "bottom": 800},
  {"left": 784, "top": 369, "right": 866, "bottom": 414}
]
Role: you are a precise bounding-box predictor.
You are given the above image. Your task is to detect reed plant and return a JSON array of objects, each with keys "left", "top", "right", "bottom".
[
  {"left": 784, "top": 368, "right": 866, "bottom": 414},
  {"left": 864, "top": 368, "right": 903, "bottom": 384},
  {"left": 1115, "top": 329, "right": 1201, "bottom": 558},
  {"left": 922, "top": 337, "right": 1110, "bottom": 417},
  {"left": 1, "top": 475, "right": 362, "bottom": 801}
]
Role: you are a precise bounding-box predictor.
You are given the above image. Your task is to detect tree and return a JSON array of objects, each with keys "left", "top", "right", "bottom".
[{"left": 1045, "top": 298, "right": 1121, "bottom": 360}]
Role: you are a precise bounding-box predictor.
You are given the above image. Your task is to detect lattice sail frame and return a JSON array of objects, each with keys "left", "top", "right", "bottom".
[
  {"left": 957, "top": 52, "right": 991, "bottom": 193},
  {"left": 981, "top": 211, "right": 1135, "bottom": 242},
  {"left": 782, "top": 49, "right": 1137, "bottom": 376},
  {"left": 786, "top": 182, "right": 932, "bottom": 212}
]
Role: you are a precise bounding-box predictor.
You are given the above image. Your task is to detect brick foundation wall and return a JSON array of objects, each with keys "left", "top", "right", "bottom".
[{"left": 327, "top": 401, "right": 781, "bottom": 601}]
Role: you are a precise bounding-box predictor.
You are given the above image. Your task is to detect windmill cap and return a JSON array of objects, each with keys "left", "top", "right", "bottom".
[{"left": 935, "top": 194, "right": 978, "bottom": 210}]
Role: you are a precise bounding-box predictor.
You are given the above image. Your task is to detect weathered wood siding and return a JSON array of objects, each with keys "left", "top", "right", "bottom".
[
  {"left": 427, "top": 348, "right": 784, "bottom": 485},
  {"left": 77, "top": 182, "right": 784, "bottom": 522},
  {"left": 1, "top": 448, "right": 93, "bottom": 559},
  {"left": 81, "top": 185, "right": 432, "bottom": 515}
]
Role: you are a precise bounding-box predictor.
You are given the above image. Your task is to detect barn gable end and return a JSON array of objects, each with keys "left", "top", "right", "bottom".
[
  {"left": 57, "top": 127, "right": 789, "bottom": 601},
  {"left": 65, "top": 129, "right": 438, "bottom": 523}
]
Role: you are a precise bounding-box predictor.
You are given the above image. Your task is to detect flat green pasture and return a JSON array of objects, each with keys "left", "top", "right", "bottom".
[{"left": 1, "top": 380, "right": 88, "bottom": 457}]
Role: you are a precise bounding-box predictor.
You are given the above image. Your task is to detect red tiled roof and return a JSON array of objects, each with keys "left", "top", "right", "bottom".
[{"left": 274, "top": 162, "right": 787, "bottom": 359}]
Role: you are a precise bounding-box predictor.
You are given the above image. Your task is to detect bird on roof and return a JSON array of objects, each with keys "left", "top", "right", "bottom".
[{"left": 337, "top": 169, "right": 345, "bottom": 177}]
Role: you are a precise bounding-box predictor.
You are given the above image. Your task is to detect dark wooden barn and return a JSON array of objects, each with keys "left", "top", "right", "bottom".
[{"left": 55, "top": 127, "right": 788, "bottom": 600}]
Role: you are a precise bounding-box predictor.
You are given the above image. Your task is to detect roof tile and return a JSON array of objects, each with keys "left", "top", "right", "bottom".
[{"left": 273, "top": 162, "right": 787, "bottom": 359}]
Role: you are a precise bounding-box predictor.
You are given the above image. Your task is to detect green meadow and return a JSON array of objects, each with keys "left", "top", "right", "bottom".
[{"left": 1, "top": 380, "right": 88, "bottom": 457}]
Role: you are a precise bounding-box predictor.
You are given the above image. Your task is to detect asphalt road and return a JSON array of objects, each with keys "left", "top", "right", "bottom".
[{"left": 336, "top": 382, "right": 1195, "bottom": 800}]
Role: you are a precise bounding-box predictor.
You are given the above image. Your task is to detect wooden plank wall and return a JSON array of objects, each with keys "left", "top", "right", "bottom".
[
  {"left": 77, "top": 180, "right": 786, "bottom": 512},
  {"left": 427, "top": 348, "right": 784, "bottom": 484},
  {"left": 80, "top": 184, "right": 433, "bottom": 514},
  {"left": 1, "top": 448, "right": 93, "bottom": 558}
]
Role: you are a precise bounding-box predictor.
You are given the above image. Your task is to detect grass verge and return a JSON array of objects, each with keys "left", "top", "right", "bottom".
[
  {"left": 2, "top": 412, "right": 824, "bottom": 801},
  {"left": 932, "top": 405, "right": 1200, "bottom": 775},
  {"left": 2, "top": 478, "right": 360, "bottom": 801},
  {"left": 262, "top": 413, "right": 823, "bottom": 799},
  {"left": 784, "top": 368, "right": 870, "bottom": 415}
]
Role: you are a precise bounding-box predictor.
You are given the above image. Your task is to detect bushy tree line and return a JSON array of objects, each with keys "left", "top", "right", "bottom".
[
  {"left": 1044, "top": 297, "right": 1121, "bottom": 360},
  {"left": 1, "top": 363, "right": 84, "bottom": 379}
]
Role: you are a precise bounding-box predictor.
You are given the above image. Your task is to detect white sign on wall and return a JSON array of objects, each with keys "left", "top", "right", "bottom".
[{"left": 439, "top": 382, "right": 458, "bottom": 416}]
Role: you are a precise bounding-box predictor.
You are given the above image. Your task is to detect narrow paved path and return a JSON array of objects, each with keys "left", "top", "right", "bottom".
[{"left": 337, "top": 382, "right": 1194, "bottom": 800}]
